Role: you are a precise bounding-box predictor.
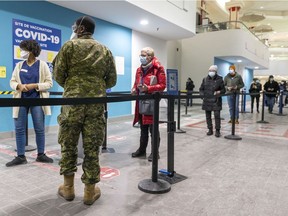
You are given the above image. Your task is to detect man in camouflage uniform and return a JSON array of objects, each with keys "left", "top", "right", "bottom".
[{"left": 52, "top": 16, "right": 117, "bottom": 205}]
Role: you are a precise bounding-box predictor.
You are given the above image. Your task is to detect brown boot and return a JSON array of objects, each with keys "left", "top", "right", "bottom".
[
  {"left": 83, "top": 184, "right": 101, "bottom": 205},
  {"left": 58, "top": 174, "right": 75, "bottom": 201}
]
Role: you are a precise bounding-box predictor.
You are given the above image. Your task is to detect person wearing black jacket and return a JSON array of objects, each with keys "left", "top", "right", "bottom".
[
  {"left": 264, "top": 75, "right": 279, "bottom": 114},
  {"left": 199, "top": 65, "right": 225, "bottom": 137},
  {"left": 185, "top": 77, "right": 195, "bottom": 106},
  {"left": 249, "top": 79, "right": 262, "bottom": 113}
]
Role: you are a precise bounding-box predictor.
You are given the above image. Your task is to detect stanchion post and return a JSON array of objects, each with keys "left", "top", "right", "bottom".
[
  {"left": 102, "top": 102, "right": 115, "bottom": 153},
  {"left": 158, "top": 96, "right": 187, "bottom": 184},
  {"left": 138, "top": 92, "right": 171, "bottom": 194},
  {"left": 182, "top": 91, "right": 191, "bottom": 117},
  {"left": 257, "top": 91, "right": 269, "bottom": 123},
  {"left": 224, "top": 92, "right": 242, "bottom": 140},
  {"left": 176, "top": 91, "right": 186, "bottom": 133},
  {"left": 276, "top": 91, "right": 286, "bottom": 116},
  {"left": 240, "top": 89, "right": 247, "bottom": 113},
  {"left": 167, "top": 96, "right": 175, "bottom": 174},
  {"left": 243, "top": 90, "right": 246, "bottom": 112}
]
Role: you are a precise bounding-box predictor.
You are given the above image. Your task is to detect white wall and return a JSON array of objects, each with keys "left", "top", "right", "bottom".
[
  {"left": 180, "top": 29, "right": 270, "bottom": 90},
  {"left": 254, "top": 60, "right": 288, "bottom": 76},
  {"left": 128, "top": 0, "right": 196, "bottom": 33}
]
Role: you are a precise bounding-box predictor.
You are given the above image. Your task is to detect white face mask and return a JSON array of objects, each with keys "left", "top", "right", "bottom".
[
  {"left": 70, "top": 32, "right": 78, "bottom": 40},
  {"left": 20, "top": 50, "right": 30, "bottom": 59},
  {"left": 208, "top": 71, "right": 216, "bottom": 77}
]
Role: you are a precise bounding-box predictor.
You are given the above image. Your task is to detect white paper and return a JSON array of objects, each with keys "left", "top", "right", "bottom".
[{"left": 115, "top": 56, "right": 124, "bottom": 75}]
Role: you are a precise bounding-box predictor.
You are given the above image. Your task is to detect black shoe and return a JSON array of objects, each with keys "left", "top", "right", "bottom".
[
  {"left": 215, "top": 130, "right": 220, "bottom": 138},
  {"left": 257, "top": 110, "right": 259, "bottom": 113},
  {"left": 36, "top": 154, "right": 53, "bottom": 163},
  {"left": 147, "top": 153, "right": 160, "bottom": 162},
  {"left": 206, "top": 129, "right": 213, "bottom": 136},
  {"left": 6, "top": 156, "right": 27, "bottom": 167},
  {"left": 131, "top": 149, "right": 146, "bottom": 158}
]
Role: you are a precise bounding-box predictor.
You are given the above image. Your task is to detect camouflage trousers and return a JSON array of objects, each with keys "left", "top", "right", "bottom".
[{"left": 57, "top": 104, "right": 105, "bottom": 184}]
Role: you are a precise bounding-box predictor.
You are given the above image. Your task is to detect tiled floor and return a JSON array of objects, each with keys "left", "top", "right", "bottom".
[{"left": 0, "top": 101, "right": 288, "bottom": 216}]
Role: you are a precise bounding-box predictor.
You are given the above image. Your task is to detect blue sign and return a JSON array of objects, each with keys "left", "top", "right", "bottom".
[
  {"left": 166, "top": 69, "right": 178, "bottom": 95},
  {"left": 12, "top": 19, "right": 61, "bottom": 69}
]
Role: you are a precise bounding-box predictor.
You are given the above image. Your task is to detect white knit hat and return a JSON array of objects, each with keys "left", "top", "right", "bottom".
[{"left": 209, "top": 65, "right": 218, "bottom": 71}]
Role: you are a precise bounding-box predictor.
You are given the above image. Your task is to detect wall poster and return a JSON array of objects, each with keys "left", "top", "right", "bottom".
[{"left": 12, "top": 19, "right": 61, "bottom": 71}]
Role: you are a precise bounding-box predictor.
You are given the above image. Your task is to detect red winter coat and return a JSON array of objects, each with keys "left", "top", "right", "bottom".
[{"left": 132, "top": 57, "right": 166, "bottom": 125}]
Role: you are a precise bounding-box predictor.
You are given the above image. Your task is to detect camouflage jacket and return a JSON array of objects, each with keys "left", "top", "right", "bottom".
[{"left": 52, "top": 35, "right": 117, "bottom": 97}]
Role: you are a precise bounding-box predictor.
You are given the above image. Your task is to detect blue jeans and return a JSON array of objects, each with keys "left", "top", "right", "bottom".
[
  {"left": 227, "top": 94, "right": 240, "bottom": 119},
  {"left": 14, "top": 106, "right": 45, "bottom": 156},
  {"left": 266, "top": 96, "right": 275, "bottom": 112}
]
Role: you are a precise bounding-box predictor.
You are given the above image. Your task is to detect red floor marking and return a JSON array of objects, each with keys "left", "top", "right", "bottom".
[
  {"left": 256, "top": 129, "right": 271, "bottom": 132},
  {"left": 100, "top": 167, "right": 120, "bottom": 180},
  {"left": 0, "top": 146, "right": 120, "bottom": 180},
  {"left": 0, "top": 148, "right": 16, "bottom": 156},
  {"left": 284, "top": 130, "right": 288, "bottom": 138},
  {"left": 186, "top": 120, "right": 206, "bottom": 127}
]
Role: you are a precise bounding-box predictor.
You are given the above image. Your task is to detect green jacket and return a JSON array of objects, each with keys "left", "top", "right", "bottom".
[
  {"left": 52, "top": 35, "right": 117, "bottom": 97},
  {"left": 224, "top": 72, "right": 244, "bottom": 93}
]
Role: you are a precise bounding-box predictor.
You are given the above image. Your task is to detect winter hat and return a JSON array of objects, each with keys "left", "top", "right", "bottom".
[
  {"left": 209, "top": 65, "right": 218, "bottom": 71},
  {"left": 229, "top": 65, "right": 236, "bottom": 71},
  {"left": 269, "top": 75, "right": 274, "bottom": 79}
]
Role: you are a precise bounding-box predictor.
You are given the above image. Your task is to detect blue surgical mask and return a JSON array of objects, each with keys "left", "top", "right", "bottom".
[{"left": 140, "top": 56, "right": 148, "bottom": 65}]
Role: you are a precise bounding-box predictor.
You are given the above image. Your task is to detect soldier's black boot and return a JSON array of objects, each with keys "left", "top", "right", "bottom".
[{"left": 206, "top": 128, "right": 213, "bottom": 136}]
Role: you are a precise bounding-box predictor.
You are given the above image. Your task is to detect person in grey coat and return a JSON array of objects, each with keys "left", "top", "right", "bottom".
[{"left": 199, "top": 65, "right": 226, "bottom": 137}]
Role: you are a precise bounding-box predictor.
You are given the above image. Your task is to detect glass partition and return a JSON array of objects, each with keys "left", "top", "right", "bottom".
[{"left": 196, "top": 21, "right": 268, "bottom": 47}]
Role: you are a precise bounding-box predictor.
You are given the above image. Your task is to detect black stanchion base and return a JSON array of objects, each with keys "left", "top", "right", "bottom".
[
  {"left": 257, "top": 120, "right": 269, "bottom": 124},
  {"left": 15, "top": 145, "right": 37, "bottom": 152},
  {"left": 224, "top": 135, "right": 242, "bottom": 140},
  {"left": 175, "top": 129, "right": 186, "bottom": 133},
  {"left": 101, "top": 147, "right": 115, "bottom": 153},
  {"left": 220, "top": 117, "right": 225, "bottom": 120},
  {"left": 275, "top": 113, "right": 287, "bottom": 116},
  {"left": 25, "top": 145, "right": 37, "bottom": 152},
  {"left": 158, "top": 172, "right": 188, "bottom": 184},
  {"left": 138, "top": 179, "right": 171, "bottom": 194},
  {"left": 182, "top": 114, "right": 191, "bottom": 117}
]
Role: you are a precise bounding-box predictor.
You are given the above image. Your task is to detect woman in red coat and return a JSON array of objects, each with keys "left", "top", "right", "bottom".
[{"left": 131, "top": 47, "right": 166, "bottom": 161}]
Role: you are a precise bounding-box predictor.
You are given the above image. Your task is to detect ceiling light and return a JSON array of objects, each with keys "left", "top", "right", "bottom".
[
  {"left": 253, "top": 24, "right": 273, "bottom": 33},
  {"left": 254, "top": 66, "right": 259, "bottom": 69},
  {"left": 140, "top": 20, "right": 148, "bottom": 25},
  {"left": 237, "top": 60, "right": 242, "bottom": 63},
  {"left": 240, "top": 13, "right": 265, "bottom": 22},
  {"left": 260, "top": 6, "right": 264, "bottom": 9}
]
